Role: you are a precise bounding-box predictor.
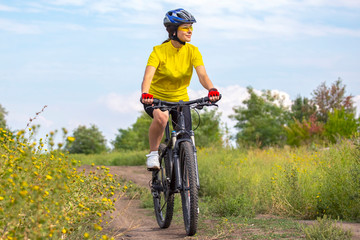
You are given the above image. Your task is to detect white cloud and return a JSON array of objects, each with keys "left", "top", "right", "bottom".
[
  {"left": 0, "top": 18, "right": 41, "bottom": 34},
  {"left": 4, "top": 0, "right": 358, "bottom": 39},
  {"left": 89, "top": 0, "right": 163, "bottom": 14},
  {"left": 99, "top": 92, "right": 143, "bottom": 114},
  {"left": 0, "top": 4, "right": 18, "bottom": 12},
  {"left": 36, "top": 116, "right": 54, "bottom": 128},
  {"left": 48, "top": 0, "right": 87, "bottom": 6}
]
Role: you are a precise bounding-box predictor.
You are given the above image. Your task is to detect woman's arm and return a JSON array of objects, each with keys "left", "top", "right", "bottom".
[
  {"left": 141, "top": 65, "right": 156, "bottom": 104},
  {"left": 195, "top": 65, "right": 214, "bottom": 90},
  {"left": 142, "top": 65, "right": 156, "bottom": 93},
  {"left": 195, "top": 65, "right": 220, "bottom": 102}
]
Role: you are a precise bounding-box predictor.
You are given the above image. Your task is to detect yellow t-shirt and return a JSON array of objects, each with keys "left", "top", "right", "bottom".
[{"left": 147, "top": 41, "right": 204, "bottom": 102}]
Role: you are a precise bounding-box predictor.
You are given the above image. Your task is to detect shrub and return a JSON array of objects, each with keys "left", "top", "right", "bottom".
[{"left": 285, "top": 114, "right": 324, "bottom": 147}]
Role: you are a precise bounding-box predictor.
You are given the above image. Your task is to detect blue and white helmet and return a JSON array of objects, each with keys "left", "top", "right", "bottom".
[{"left": 163, "top": 8, "right": 196, "bottom": 27}]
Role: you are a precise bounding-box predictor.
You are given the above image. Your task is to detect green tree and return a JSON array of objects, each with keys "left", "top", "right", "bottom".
[
  {"left": 291, "top": 96, "right": 316, "bottom": 121},
  {"left": 191, "top": 108, "right": 223, "bottom": 148},
  {"left": 312, "top": 78, "right": 355, "bottom": 122},
  {"left": 0, "top": 104, "right": 7, "bottom": 129},
  {"left": 230, "top": 87, "right": 291, "bottom": 148},
  {"left": 65, "top": 124, "right": 107, "bottom": 154},
  {"left": 324, "top": 108, "right": 359, "bottom": 143},
  {"left": 112, "top": 112, "right": 152, "bottom": 151}
]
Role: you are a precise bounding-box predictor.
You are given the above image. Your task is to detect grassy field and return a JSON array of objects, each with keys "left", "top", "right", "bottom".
[
  {"left": 75, "top": 137, "right": 360, "bottom": 223},
  {"left": 197, "top": 139, "right": 360, "bottom": 222}
]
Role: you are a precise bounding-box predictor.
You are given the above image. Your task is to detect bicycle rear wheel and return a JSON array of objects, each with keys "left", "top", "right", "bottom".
[
  {"left": 152, "top": 143, "right": 174, "bottom": 228},
  {"left": 179, "top": 141, "right": 198, "bottom": 236}
]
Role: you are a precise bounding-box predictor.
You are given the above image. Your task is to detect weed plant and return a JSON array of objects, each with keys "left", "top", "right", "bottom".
[
  {"left": 302, "top": 215, "right": 352, "bottom": 239},
  {"left": 0, "top": 127, "right": 128, "bottom": 239}
]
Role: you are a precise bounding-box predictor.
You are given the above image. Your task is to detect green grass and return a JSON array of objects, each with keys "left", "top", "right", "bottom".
[{"left": 232, "top": 217, "right": 304, "bottom": 240}]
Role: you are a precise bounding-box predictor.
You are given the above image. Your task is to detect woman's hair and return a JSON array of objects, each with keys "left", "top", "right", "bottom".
[{"left": 162, "top": 25, "right": 178, "bottom": 44}]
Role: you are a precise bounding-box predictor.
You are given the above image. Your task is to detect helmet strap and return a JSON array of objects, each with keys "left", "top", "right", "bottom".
[{"left": 171, "top": 31, "right": 186, "bottom": 45}]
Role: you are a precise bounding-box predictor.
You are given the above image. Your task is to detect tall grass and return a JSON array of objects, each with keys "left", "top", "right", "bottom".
[{"left": 197, "top": 138, "right": 360, "bottom": 221}]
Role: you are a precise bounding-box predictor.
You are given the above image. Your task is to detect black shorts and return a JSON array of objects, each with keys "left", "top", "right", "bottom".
[{"left": 143, "top": 104, "right": 192, "bottom": 134}]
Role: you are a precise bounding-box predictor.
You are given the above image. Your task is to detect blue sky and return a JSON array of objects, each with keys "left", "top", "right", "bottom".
[{"left": 1, "top": 0, "right": 360, "bottom": 145}]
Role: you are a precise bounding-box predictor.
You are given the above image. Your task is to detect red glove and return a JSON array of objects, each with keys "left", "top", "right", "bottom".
[
  {"left": 141, "top": 93, "right": 153, "bottom": 104},
  {"left": 208, "top": 88, "right": 220, "bottom": 98},
  {"left": 142, "top": 93, "right": 153, "bottom": 100}
]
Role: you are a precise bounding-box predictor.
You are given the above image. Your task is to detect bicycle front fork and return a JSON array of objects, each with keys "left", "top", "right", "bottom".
[{"left": 173, "top": 147, "right": 200, "bottom": 191}]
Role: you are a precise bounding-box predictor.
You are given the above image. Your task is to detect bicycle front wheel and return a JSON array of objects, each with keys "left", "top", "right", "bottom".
[
  {"left": 152, "top": 143, "right": 174, "bottom": 228},
  {"left": 180, "top": 141, "right": 198, "bottom": 236}
]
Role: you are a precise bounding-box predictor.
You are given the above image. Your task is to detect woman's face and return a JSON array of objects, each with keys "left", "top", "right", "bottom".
[{"left": 177, "top": 24, "right": 193, "bottom": 42}]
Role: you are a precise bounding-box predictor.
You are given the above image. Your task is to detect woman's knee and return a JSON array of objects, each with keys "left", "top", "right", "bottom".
[{"left": 153, "top": 111, "right": 168, "bottom": 127}]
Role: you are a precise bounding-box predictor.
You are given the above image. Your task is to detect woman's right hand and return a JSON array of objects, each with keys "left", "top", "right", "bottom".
[{"left": 141, "top": 93, "right": 154, "bottom": 105}]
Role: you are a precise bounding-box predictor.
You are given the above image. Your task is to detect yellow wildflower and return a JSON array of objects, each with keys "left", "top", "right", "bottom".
[
  {"left": 93, "top": 224, "right": 102, "bottom": 231},
  {"left": 67, "top": 136, "right": 75, "bottom": 142},
  {"left": 20, "top": 190, "right": 28, "bottom": 197}
]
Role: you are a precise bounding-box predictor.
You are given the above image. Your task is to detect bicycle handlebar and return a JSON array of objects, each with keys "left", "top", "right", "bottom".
[{"left": 148, "top": 94, "right": 222, "bottom": 110}]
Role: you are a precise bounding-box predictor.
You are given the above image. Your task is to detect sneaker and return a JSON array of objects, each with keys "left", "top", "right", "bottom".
[{"left": 146, "top": 151, "right": 160, "bottom": 171}]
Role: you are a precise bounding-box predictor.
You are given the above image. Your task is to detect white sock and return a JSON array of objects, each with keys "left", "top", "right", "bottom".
[{"left": 147, "top": 151, "right": 158, "bottom": 157}]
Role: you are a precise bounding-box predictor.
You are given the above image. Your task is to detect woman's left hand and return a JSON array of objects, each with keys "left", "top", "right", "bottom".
[{"left": 208, "top": 88, "right": 220, "bottom": 102}]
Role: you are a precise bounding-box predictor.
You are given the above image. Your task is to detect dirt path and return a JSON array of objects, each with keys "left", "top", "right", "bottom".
[
  {"left": 79, "top": 165, "right": 193, "bottom": 239},
  {"left": 79, "top": 165, "right": 360, "bottom": 240}
]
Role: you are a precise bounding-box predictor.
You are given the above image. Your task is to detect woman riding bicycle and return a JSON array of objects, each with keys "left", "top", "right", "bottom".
[{"left": 141, "top": 8, "right": 220, "bottom": 170}]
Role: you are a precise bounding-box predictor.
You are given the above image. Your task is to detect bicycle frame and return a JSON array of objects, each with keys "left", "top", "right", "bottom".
[{"left": 160, "top": 104, "right": 200, "bottom": 192}]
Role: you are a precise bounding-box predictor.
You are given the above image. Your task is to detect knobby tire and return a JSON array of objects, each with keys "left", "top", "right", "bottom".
[
  {"left": 152, "top": 143, "right": 174, "bottom": 228},
  {"left": 180, "top": 141, "right": 198, "bottom": 236}
]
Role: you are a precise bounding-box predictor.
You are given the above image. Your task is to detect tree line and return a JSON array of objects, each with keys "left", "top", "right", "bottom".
[
  {"left": 232, "top": 78, "right": 358, "bottom": 148},
  {"left": 1, "top": 78, "right": 358, "bottom": 154}
]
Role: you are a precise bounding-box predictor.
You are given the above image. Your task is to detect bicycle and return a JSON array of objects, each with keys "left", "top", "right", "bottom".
[{"left": 147, "top": 96, "right": 221, "bottom": 236}]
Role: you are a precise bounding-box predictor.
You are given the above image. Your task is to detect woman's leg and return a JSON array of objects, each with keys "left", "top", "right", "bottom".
[{"left": 149, "top": 109, "right": 169, "bottom": 152}]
